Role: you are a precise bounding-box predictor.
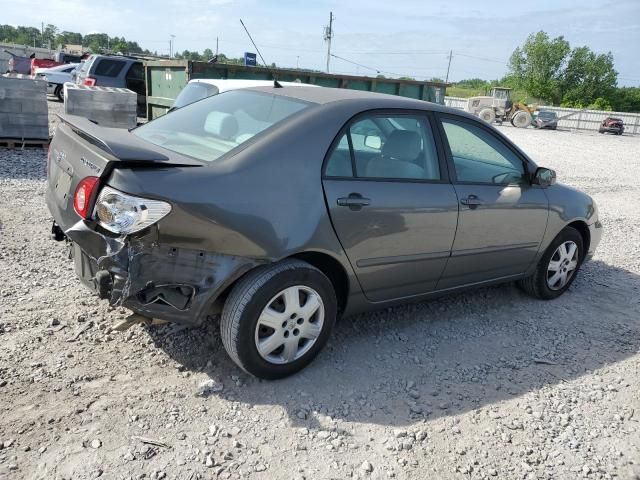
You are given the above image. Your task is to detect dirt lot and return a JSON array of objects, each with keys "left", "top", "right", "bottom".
[{"left": 1, "top": 100, "right": 639, "bottom": 480}]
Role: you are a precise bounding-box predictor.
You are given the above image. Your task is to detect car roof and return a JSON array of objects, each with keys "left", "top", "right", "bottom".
[
  {"left": 188, "top": 79, "right": 318, "bottom": 92},
  {"left": 244, "top": 85, "right": 459, "bottom": 115},
  {"left": 89, "top": 54, "right": 139, "bottom": 64}
]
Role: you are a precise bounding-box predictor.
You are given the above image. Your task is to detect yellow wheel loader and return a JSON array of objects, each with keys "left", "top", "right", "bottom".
[{"left": 465, "top": 87, "right": 537, "bottom": 128}]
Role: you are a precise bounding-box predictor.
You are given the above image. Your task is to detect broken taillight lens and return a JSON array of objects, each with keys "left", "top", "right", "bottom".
[
  {"left": 83, "top": 77, "right": 96, "bottom": 87},
  {"left": 94, "top": 186, "right": 171, "bottom": 235},
  {"left": 74, "top": 176, "right": 100, "bottom": 219}
]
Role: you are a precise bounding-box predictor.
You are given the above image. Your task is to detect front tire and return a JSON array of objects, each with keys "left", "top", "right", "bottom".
[
  {"left": 55, "top": 85, "right": 64, "bottom": 102},
  {"left": 220, "top": 259, "right": 337, "bottom": 379},
  {"left": 511, "top": 110, "right": 532, "bottom": 128},
  {"left": 518, "top": 227, "right": 584, "bottom": 300}
]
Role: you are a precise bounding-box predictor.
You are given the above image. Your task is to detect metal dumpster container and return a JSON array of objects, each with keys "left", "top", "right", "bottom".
[{"left": 145, "top": 60, "right": 447, "bottom": 120}]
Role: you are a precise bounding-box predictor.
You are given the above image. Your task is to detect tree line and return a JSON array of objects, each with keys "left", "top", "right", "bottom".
[
  {"left": 454, "top": 31, "right": 639, "bottom": 113},
  {"left": 0, "top": 23, "right": 150, "bottom": 56}
]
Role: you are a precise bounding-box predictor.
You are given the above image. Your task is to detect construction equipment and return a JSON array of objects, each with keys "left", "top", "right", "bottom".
[{"left": 465, "top": 87, "right": 537, "bottom": 128}]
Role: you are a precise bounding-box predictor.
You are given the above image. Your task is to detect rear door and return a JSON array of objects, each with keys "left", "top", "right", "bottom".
[
  {"left": 322, "top": 111, "right": 459, "bottom": 302},
  {"left": 435, "top": 114, "right": 549, "bottom": 289}
]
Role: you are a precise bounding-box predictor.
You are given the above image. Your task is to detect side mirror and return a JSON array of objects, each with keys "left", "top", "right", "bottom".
[
  {"left": 534, "top": 167, "right": 556, "bottom": 187},
  {"left": 364, "top": 135, "right": 382, "bottom": 150}
]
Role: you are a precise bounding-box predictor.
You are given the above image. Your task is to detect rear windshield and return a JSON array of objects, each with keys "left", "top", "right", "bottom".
[
  {"left": 173, "top": 83, "right": 219, "bottom": 109},
  {"left": 134, "top": 90, "right": 311, "bottom": 162}
]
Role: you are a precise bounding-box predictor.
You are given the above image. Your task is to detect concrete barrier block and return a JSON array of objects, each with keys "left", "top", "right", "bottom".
[
  {"left": 0, "top": 75, "right": 48, "bottom": 140},
  {"left": 64, "top": 84, "right": 137, "bottom": 129}
]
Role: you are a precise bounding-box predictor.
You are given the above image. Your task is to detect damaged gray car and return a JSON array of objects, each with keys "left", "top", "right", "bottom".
[{"left": 46, "top": 86, "right": 602, "bottom": 379}]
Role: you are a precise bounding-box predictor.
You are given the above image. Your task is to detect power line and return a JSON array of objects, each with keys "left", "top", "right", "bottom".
[{"left": 329, "top": 53, "right": 417, "bottom": 79}]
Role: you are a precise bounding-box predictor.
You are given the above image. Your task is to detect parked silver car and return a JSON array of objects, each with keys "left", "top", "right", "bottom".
[{"left": 46, "top": 86, "right": 602, "bottom": 378}]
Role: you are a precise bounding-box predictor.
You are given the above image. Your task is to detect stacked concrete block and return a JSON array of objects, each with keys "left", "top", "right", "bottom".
[
  {"left": 0, "top": 74, "right": 49, "bottom": 140},
  {"left": 64, "top": 84, "right": 137, "bottom": 129}
]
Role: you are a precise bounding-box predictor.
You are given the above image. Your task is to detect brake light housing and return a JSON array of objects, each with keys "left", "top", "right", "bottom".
[
  {"left": 83, "top": 77, "right": 96, "bottom": 87},
  {"left": 74, "top": 176, "right": 100, "bottom": 219}
]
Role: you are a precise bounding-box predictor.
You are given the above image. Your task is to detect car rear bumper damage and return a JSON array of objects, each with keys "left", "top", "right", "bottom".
[{"left": 53, "top": 220, "right": 259, "bottom": 325}]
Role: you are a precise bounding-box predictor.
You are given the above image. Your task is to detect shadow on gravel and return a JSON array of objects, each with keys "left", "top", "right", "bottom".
[{"left": 148, "top": 259, "right": 640, "bottom": 429}]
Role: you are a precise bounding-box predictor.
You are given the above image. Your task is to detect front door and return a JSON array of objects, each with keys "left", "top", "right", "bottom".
[
  {"left": 435, "top": 114, "right": 549, "bottom": 289},
  {"left": 322, "top": 112, "right": 459, "bottom": 302}
]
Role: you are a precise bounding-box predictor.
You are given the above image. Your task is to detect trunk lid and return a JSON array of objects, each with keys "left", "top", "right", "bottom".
[{"left": 46, "top": 114, "right": 201, "bottom": 231}]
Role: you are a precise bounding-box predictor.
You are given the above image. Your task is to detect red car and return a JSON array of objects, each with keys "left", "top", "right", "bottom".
[{"left": 599, "top": 117, "right": 624, "bottom": 135}]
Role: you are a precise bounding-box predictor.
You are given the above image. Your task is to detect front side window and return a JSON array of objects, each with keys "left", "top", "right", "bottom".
[
  {"left": 441, "top": 119, "right": 526, "bottom": 185},
  {"left": 134, "top": 90, "right": 311, "bottom": 162},
  {"left": 325, "top": 113, "right": 441, "bottom": 181}
]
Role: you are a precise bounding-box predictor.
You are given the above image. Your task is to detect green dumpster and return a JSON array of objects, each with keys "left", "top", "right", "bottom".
[{"left": 145, "top": 60, "right": 448, "bottom": 120}]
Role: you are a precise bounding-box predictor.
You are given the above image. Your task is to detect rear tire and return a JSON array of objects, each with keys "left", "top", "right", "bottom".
[
  {"left": 518, "top": 227, "right": 584, "bottom": 300},
  {"left": 478, "top": 108, "right": 496, "bottom": 124},
  {"left": 220, "top": 259, "right": 337, "bottom": 379},
  {"left": 55, "top": 85, "right": 63, "bottom": 102}
]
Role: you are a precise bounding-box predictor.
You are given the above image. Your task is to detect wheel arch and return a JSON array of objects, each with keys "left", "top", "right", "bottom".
[
  {"left": 288, "top": 251, "right": 350, "bottom": 315},
  {"left": 211, "top": 250, "right": 351, "bottom": 317},
  {"left": 566, "top": 219, "right": 591, "bottom": 259}
]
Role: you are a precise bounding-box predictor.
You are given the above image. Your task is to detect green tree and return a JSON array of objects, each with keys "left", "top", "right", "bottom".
[
  {"left": 611, "top": 87, "right": 640, "bottom": 113},
  {"left": 588, "top": 97, "right": 613, "bottom": 111},
  {"left": 202, "top": 48, "right": 214, "bottom": 60},
  {"left": 561, "top": 46, "right": 617, "bottom": 106},
  {"left": 42, "top": 24, "right": 58, "bottom": 46},
  {"left": 508, "top": 31, "right": 570, "bottom": 103}
]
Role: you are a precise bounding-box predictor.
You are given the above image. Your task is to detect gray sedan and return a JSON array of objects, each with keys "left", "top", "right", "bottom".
[{"left": 46, "top": 86, "right": 602, "bottom": 379}]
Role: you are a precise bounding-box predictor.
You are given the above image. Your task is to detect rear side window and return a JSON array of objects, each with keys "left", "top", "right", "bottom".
[
  {"left": 126, "top": 63, "right": 144, "bottom": 81},
  {"left": 325, "top": 114, "right": 441, "bottom": 181},
  {"left": 93, "top": 59, "right": 125, "bottom": 77}
]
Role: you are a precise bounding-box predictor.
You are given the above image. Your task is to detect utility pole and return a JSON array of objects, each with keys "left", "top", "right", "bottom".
[
  {"left": 41, "top": 22, "right": 44, "bottom": 48},
  {"left": 445, "top": 49, "right": 453, "bottom": 84},
  {"left": 323, "top": 11, "right": 334, "bottom": 73},
  {"left": 170, "top": 34, "right": 175, "bottom": 58},
  {"left": 216, "top": 36, "right": 219, "bottom": 56},
  {"left": 296, "top": 55, "right": 300, "bottom": 69}
]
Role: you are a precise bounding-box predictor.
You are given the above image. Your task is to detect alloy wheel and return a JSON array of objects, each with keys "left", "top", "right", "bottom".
[
  {"left": 254, "top": 285, "right": 325, "bottom": 365},
  {"left": 547, "top": 241, "right": 579, "bottom": 290}
]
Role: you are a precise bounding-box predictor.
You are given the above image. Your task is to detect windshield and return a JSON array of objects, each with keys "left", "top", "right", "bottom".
[
  {"left": 538, "top": 111, "right": 556, "bottom": 118},
  {"left": 134, "top": 90, "right": 311, "bottom": 162},
  {"left": 173, "top": 82, "right": 219, "bottom": 109}
]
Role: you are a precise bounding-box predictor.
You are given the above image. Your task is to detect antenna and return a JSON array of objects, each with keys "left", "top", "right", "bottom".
[{"left": 239, "top": 19, "right": 282, "bottom": 88}]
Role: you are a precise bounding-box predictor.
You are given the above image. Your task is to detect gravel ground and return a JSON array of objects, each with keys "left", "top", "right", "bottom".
[{"left": 0, "top": 101, "right": 639, "bottom": 480}]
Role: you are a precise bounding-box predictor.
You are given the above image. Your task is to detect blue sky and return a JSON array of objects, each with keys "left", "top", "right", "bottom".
[{"left": 5, "top": 0, "right": 640, "bottom": 85}]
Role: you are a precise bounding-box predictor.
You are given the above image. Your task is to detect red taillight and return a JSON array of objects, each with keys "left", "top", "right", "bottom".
[
  {"left": 83, "top": 77, "right": 96, "bottom": 87},
  {"left": 74, "top": 176, "right": 100, "bottom": 219}
]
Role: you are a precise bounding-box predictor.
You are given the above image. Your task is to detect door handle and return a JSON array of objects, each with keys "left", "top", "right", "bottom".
[
  {"left": 460, "top": 195, "right": 482, "bottom": 208},
  {"left": 337, "top": 193, "right": 371, "bottom": 210}
]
